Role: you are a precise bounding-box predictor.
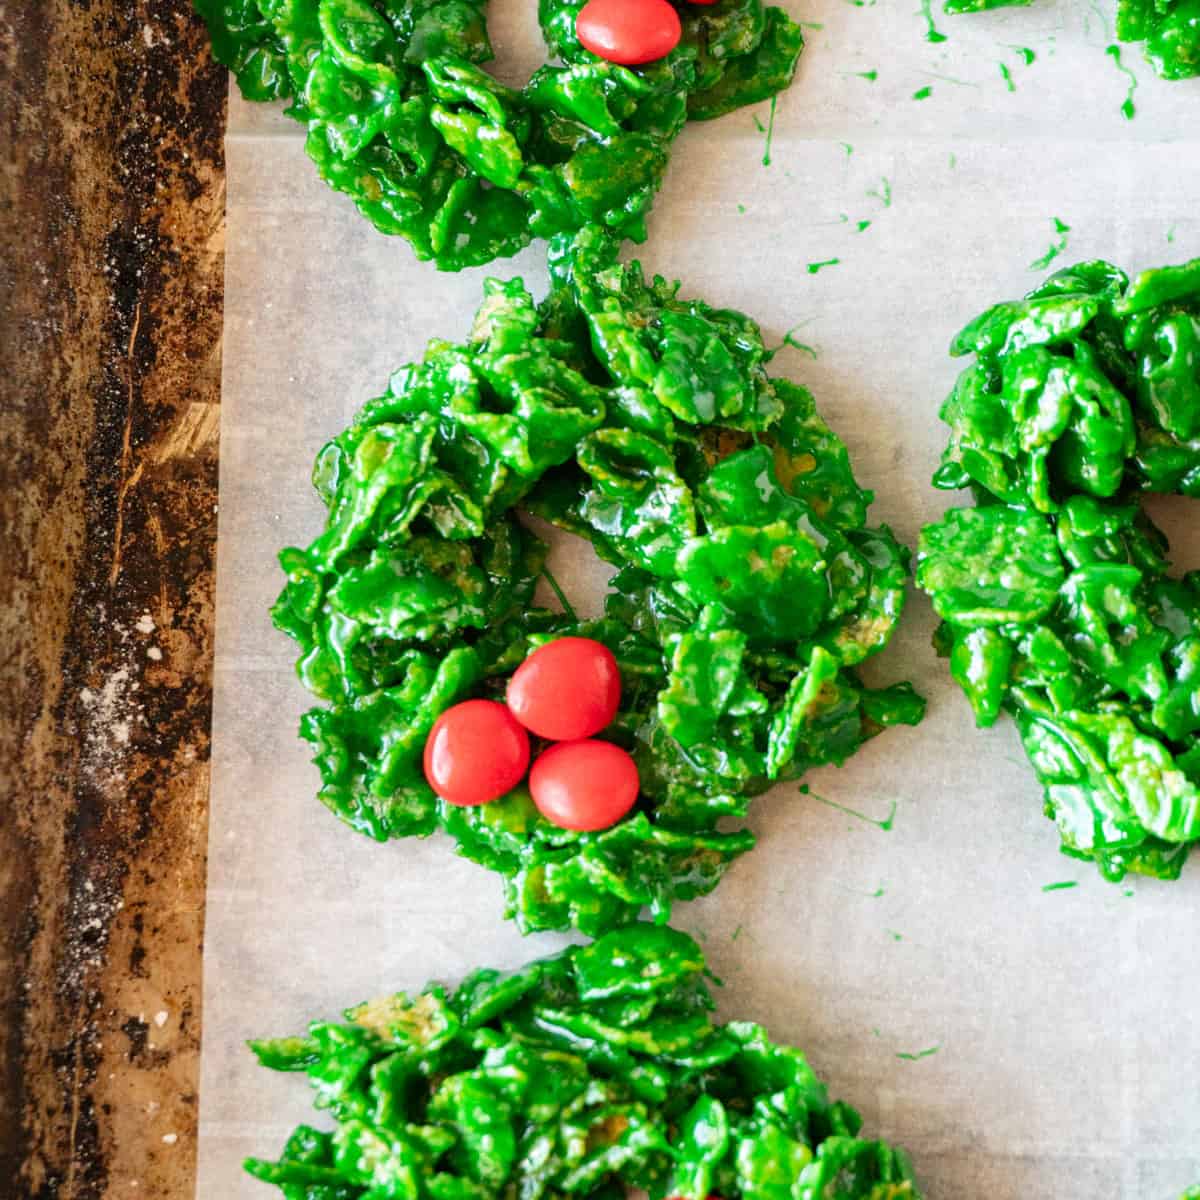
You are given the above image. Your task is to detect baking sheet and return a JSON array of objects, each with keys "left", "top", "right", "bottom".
[{"left": 196, "top": 1, "right": 1200, "bottom": 1195}]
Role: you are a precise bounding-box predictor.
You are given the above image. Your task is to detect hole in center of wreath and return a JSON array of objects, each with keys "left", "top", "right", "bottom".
[
  {"left": 522, "top": 514, "right": 615, "bottom": 623},
  {"left": 1141, "top": 493, "right": 1200, "bottom": 577},
  {"left": 484, "top": 0, "right": 551, "bottom": 90}
]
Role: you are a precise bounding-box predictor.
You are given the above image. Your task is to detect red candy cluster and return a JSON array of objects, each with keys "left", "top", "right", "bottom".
[
  {"left": 422, "top": 638, "right": 639, "bottom": 832},
  {"left": 575, "top": 0, "right": 716, "bottom": 68}
]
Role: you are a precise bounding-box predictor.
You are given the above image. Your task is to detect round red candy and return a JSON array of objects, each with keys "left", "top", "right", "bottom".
[
  {"left": 529, "top": 739, "right": 640, "bottom": 832},
  {"left": 506, "top": 637, "right": 621, "bottom": 741},
  {"left": 423, "top": 700, "right": 530, "bottom": 807},
  {"left": 576, "top": 0, "right": 682, "bottom": 66}
]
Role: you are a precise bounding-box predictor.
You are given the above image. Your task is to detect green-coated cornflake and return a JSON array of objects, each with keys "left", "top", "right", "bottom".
[
  {"left": 273, "top": 225, "right": 923, "bottom": 935},
  {"left": 245, "top": 925, "right": 924, "bottom": 1200},
  {"left": 916, "top": 508, "right": 1065, "bottom": 627},
  {"left": 919, "top": 258, "right": 1200, "bottom": 882},
  {"left": 193, "top": 0, "right": 804, "bottom": 270}
]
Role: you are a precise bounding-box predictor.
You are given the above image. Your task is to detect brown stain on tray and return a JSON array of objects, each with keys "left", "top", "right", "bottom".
[{"left": 1, "top": 1, "right": 226, "bottom": 1196}]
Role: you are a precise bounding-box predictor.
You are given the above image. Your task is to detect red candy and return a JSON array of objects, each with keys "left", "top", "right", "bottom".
[
  {"left": 529, "top": 739, "right": 640, "bottom": 832},
  {"left": 507, "top": 637, "right": 621, "bottom": 741},
  {"left": 423, "top": 700, "right": 530, "bottom": 807},
  {"left": 576, "top": 0, "right": 682, "bottom": 66}
]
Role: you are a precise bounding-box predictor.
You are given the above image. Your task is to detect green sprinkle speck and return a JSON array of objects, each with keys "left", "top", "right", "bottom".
[
  {"left": 1105, "top": 44, "right": 1138, "bottom": 120},
  {"left": 541, "top": 565, "right": 578, "bottom": 622},
  {"left": 806, "top": 258, "right": 841, "bottom": 274},
  {"left": 885, "top": 929, "right": 903, "bottom": 942},
  {"left": 806, "top": 791, "right": 897, "bottom": 831},
  {"left": 760, "top": 95, "right": 777, "bottom": 167},
  {"left": 781, "top": 330, "right": 819, "bottom": 358},
  {"left": 897, "top": 1045, "right": 940, "bottom": 1062},
  {"left": 1041, "top": 880, "right": 1079, "bottom": 893},
  {"left": 919, "top": 0, "right": 947, "bottom": 43},
  {"left": 999, "top": 62, "right": 1015, "bottom": 91},
  {"left": 912, "top": 85, "right": 933, "bottom": 100},
  {"left": 1029, "top": 217, "right": 1071, "bottom": 270}
]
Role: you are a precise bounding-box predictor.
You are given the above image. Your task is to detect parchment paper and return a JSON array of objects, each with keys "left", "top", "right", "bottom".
[{"left": 197, "top": 2, "right": 1200, "bottom": 1195}]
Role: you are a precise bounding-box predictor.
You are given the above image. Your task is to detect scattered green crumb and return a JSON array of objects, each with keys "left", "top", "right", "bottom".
[
  {"left": 912, "top": 85, "right": 933, "bottom": 100},
  {"left": 867, "top": 177, "right": 892, "bottom": 207},
  {"left": 896, "top": 1045, "right": 940, "bottom": 1062},
  {"left": 1105, "top": 44, "right": 1138, "bottom": 120},
  {"left": 541, "top": 565, "right": 578, "bottom": 621},
  {"left": 806, "top": 258, "right": 841, "bottom": 274},
  {"left": 1041, "top": 880, "right": 1079, "bottom": 893},
  {"left": 781, "top": 330, "right": 819, "bottom": 358},
  {"left": 856, "top": 219, "right": 872, "bottom": 233},
  {"left": 885, "top": 929, "right": 903, "bottom": 942},
  {"left": 999, "top": 62, "right": 1015, "bottom": 91},
  {"left": 759, "top": 96, "right": 778, "bottom": 167},
  {"left": 1029, "top": 217, "right": 1071, "bottom": 270},
  {"left": 806, "top": 791, "right": 897, "bottom": 832},
  {"left": 926, "top": 71, "right": 975, "bottom": 87},
  {"left": 765, "top": 320, "right": 817, "bottom": 361},
  {"left": 920, "top": 0, "right": 947, "bottom": 43}
]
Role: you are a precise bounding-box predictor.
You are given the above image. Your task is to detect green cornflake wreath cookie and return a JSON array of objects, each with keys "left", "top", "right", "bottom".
[
  {"left": 193, "top": 0, "right": 804, "bottom": 270},
  {"left": 245, "top": 923, "right": 923, "bottom": 1199},
  {"left": 271, "top": 226, "right": 924, "bottom": 935},
  {"left": 917, "top": 258, "right": 1200, "bottom": 881}
]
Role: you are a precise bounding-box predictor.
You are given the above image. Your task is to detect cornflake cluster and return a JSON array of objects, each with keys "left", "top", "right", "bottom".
[
  {"left": 194, "top": 0, "right": 804, "bottom": 269},
  {"left": 245, "top": 924, "right": 922, "bottom": 1200},
  {"left": 918, "top": 258, "right": 1200, "bottom": 881},
  {"left": 272, "top": 227, "right": 923, "bottom": 935}
]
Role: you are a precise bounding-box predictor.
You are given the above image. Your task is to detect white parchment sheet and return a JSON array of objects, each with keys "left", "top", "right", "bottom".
[{"left": 197, "top": 2, "right": 1200, "bottom": 1196}]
